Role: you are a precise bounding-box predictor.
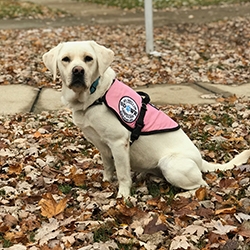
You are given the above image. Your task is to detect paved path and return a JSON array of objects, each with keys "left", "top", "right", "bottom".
[
  {"left": 0, "top": 0, "right": 250, "bottom": 115},
  {"left": 0, "top": 82, "right": 249, "bottom": 115}
]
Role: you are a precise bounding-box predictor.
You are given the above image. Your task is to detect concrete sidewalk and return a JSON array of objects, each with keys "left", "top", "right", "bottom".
[{"left": 0, "top": 82, "right": 249, "bottom": 115}]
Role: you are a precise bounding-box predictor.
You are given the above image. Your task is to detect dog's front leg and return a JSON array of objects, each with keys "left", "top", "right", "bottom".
[
  {"left": 101, "top": 153, "right": 115, "bottom": 182},
  {"left": 110, "top": 140, "right": 131, "bottom": 198}
]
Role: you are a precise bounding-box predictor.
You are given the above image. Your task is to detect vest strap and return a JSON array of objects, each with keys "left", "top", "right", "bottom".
[
  {"left": 130, "top": 92, "right": 150, "bottom": 145},
  {"left": 88, "top": 96, "right": 105, "bottom": 108}
]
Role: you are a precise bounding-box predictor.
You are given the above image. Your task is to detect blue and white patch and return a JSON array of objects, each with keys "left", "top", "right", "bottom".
[{"left": 119, "top": 96, "right": 139, "bottom": 123}]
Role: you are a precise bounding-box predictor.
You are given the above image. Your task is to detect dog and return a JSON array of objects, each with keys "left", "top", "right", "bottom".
[{"left": 43, "top": 40, "right": 250, "bottom": 198}]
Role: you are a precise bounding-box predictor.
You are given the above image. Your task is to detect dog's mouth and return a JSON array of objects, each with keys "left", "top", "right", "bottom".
[
  {"left": 69, "top": 66, "right": 86, "bottom": 91},
  {"left": 70, "top": 77, "right": 85, "bottom": 89}
]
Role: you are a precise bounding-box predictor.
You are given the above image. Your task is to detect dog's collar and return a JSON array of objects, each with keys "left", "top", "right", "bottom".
[{"left": 90, "top": 77, "right": 100, "bottom": 94}]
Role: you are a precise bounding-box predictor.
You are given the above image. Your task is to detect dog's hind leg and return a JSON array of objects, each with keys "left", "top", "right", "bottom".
[{"left": 158, "top": 157, "right": 208, "bottom": 190}]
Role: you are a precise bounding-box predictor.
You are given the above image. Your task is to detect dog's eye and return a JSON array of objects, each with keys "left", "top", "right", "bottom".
[
  {"left": 62, "top": 56, "right": 70, "bottom": 62},
  {"left": 84, "top": 56, "right": 93, "bottom": 62}
]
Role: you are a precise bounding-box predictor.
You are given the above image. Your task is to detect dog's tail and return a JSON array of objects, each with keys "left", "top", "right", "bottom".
[{"left": 201, "top": 149, "right": 250, "bottom": 172}]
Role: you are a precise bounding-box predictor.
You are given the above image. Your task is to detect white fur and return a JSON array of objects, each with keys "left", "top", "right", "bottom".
[{"left": 43, "top": 40, "right": 250, "bottom": 197}]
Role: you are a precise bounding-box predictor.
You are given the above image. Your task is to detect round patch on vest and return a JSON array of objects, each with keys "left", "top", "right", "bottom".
[{"left": 119, "top": 96, "right": 139, "bottom": 123}]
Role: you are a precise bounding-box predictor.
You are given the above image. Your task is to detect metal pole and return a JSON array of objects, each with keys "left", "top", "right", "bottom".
[{"left": 144, "top": 0, "right": 154, "bottom": 54}]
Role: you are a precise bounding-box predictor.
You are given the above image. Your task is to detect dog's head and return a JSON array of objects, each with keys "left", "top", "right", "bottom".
[{"left": 42, "top": 41, "right": 114, "bottom": 92}]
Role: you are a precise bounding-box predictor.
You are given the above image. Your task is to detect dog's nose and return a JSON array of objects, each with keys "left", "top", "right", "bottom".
[{"left": 72, "top": 66, "right": 84, "bottom": 75}]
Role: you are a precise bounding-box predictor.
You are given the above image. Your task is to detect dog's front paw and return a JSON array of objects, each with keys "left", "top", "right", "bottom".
[
  {"left": 103, "top": 166, "right": 115, "bottom": 183},
  {"left": 103, "top": 173, "right": 113, "bottom": 183},
  {"left": 174, "top": 189, "right": 197, "bottom": 199},
  {"left": 117, "top": 187, "right": 131, "bottom": 198}
]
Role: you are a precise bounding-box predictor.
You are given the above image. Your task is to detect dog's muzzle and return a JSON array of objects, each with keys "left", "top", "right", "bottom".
[{"left": 70, "top": 66, "right": 85, "bottom": 90}]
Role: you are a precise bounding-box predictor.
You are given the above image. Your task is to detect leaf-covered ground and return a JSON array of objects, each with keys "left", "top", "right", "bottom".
[
  {"left": 0, "top": 96, "right": 249, "bottom": 249},
  {"left": 0, "top": 16, "right": 250, "bottom": 88},
  {"left": 1, "top": 3, "right": 250, "bottom": 249}
]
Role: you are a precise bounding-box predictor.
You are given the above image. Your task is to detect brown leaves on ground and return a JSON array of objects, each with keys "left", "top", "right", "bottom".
[
  {"left": 0, "top": 97, "right": 249, "bottom": 249},
  {"left": 0, "top": 10, "right": 250, "bottom": 248},
  {"left": 0, "top": 16, "right": 250, "bottom": 88},
  {"left": 39, "top": 193, "right": 68, "bottom": 218}
]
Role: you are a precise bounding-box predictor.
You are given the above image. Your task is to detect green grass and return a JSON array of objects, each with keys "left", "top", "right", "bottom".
[
  {"left": 146, "top": 180, "right": 181, "bottom": 198},
  {"left": 0, "top": 236, "right": 12, "bottom": 248},
  {"left": 29, "top": 232, "right": 36, "bottom": 243},
  {"left": 76, "top": 0, "right": 250, "bottom": 9},
  {"left": 147, "top": 182, "right": 161, "bottom": 197},
  {"left": 0, "top": 0, "right": 67, "bottom": 19},
  {"left": 93, "top": 224, "right": 114, "bottom": 242},
  {"left": 58, "top": 184, "right": 73, "bottom": 194},
  {"left": 0, "top": 189, "right": 6, "bottom": 196}
]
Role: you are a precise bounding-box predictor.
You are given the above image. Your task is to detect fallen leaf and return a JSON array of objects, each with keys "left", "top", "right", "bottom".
[
  {"left": 207, "top": 231, "right": 228, "bottom": 245},
  {"left": 234, "top": 212, "right": 250, "bottom": 223},
  {"left": 3, "top": 214, "right": 18, "bottom": 227},
  {"left": 38, "top": 193, "right": 68, "bottom": 218},
  {"left": 195, "top": 186, "right": 207, "bottom": 201},
  {"left": 144, "top": 215, "right": 168, "bottom": 234},
  {"left": 170, "top": 235, "right": 191, "bottom": 250},
  {"left": 8, "top": 163, "right": 23, "bottom": 175},
  {"left": 196, "top": 206, "right": 214, "bottom": 219},
  {"left": 33, "top": 130, "right": 42, "bottom": 138},
  {"left": 215, "top": 206, "right": 236, "bottom": 215},
  {"left": 4, "top": 231, "right": 25, "bottom": 243},
  {"left": 183, "top": 224, "right": 207, "bottom": 237},
  {"left": 212, "top": 220, "right": 237, "bottom": 235},
  {"left": 219, "top": 178, "right": 238, "bottom": 189},
  {"left": 238, "top": 221, "right": 250, "bottom": 238},
  {"left": 35, "top": 218, "right": 60, "bottom": 244}
]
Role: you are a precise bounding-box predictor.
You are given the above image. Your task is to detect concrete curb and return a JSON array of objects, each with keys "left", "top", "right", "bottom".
[
  {"left": 0, "top": 85, "right": 39, "bottom": 115},
  {"left": 136, "top": 82, "right": 250, "bottom": 105},
  {"left": 0, "top": 83, "right": 249, "bottom": 115}
]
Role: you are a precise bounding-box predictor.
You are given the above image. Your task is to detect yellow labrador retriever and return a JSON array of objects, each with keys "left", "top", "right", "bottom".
[{"left": 43, "top": 40, "right": 250, "bottom": 197}]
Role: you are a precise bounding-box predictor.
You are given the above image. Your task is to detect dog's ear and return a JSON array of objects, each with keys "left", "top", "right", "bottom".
[
  {"left": 42, "top": 43, "right": 63, "bottom": 81},
  {"left": 90, "top": 41, "right": 114, "bottom": 76}
]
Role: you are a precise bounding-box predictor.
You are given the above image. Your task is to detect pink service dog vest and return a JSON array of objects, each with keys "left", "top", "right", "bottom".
[{"left": 103, "top": 79, "right": 180, "bottom": 135}]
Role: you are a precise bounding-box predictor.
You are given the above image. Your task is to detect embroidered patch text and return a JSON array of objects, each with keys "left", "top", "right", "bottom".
[{"left": 119, "top": 96, "right": 139, "bottom": 123}]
